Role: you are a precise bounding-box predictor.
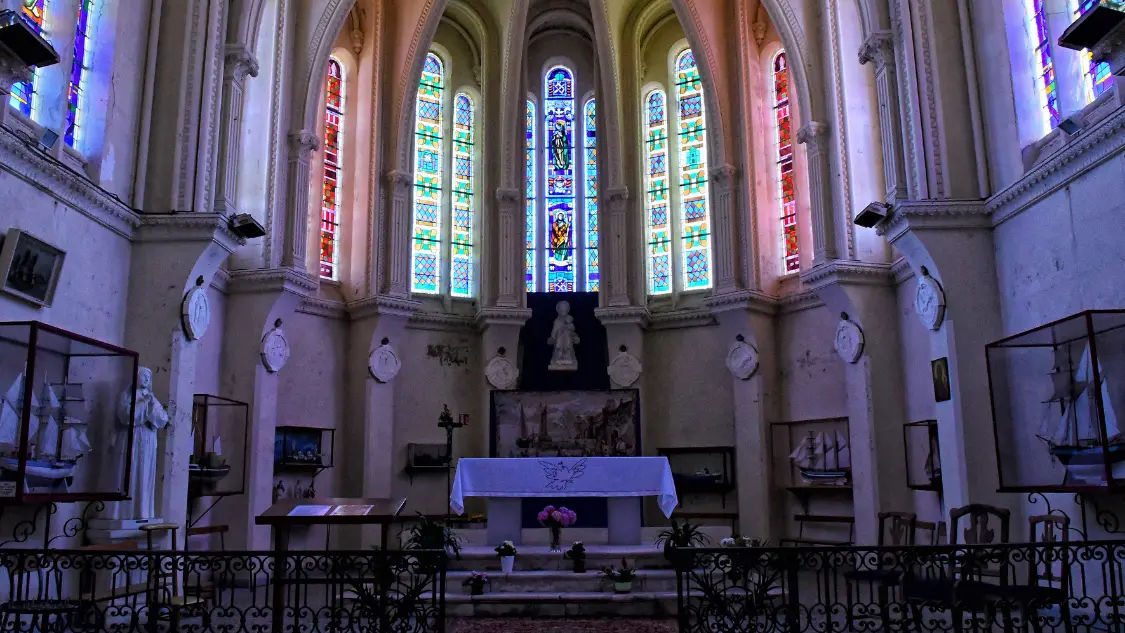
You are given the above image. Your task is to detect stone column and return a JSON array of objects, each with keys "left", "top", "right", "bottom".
[
  {"left": 476, "top": 308, "right": 533, "bottom": 460},
  {"left": 706, "top": 292, "right": 778, "bottom": 540},
  {"left": 708, "top": 166, "right": 739, "bottom": 293},
  {"left": 859, "top": 32, "right": 908, "bottom": 204},
  {"left": 383, "top": 170, "right": 413, "bottom": 298},
  {"left": 213, "top": 45, "right": 260, "bottom": 215},
  {"left": 603, "top": 187, "right": 631, "bottom": 306},
  {"left": 104, "top": 215, "right": 242, "bottom": 543},
  {"left": 281, "top": 131, "right": 318, "bottom": 270},
  {"left": 803, "top": 262, "right": 910, "bottom": 544},
  {"left": 881, "top": 200, "right": 1004, "bottom": 510},
  {"left": 796, "top": 122, "right": 838, "bottom": 263},
  {"left": 219, "top": 269, "right": 314, "bottom": 550},
  {"left": 495, "top": 188, "right": 522, "bottom": 307}
]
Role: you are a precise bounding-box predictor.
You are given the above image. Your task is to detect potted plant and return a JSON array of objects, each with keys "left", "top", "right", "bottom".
[
  {"left": 564, "top": 541, "right": 587, "bottom": 573},
  {"left": 405, "top": 514, "right": 463, "bottom": 560},
  {"left": 462, "top": 571, "right": 490, "bottom": 596},
  {"left": 536, "top": 505, "right": 577, "bottom": 551},
  {"left": 655, "top": 518, "right": 710, "bottom": 565},
  {"left": 601, "top": 558, "right": 637, "bottom": 594},
  {"left": 495, "top": 540, "right": 517, "bottom": 574}
]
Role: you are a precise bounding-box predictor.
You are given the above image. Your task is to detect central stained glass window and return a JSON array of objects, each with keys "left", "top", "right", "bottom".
[{"left": 544, "top": 66, "right": 577, "bottom": 292}]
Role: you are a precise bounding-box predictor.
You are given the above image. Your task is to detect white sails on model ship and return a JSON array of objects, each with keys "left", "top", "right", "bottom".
[
  {"left": 0, "top": 370, "right": 92, "bottom": 484},
  {"left": 789, "top": 431, "right": 851, "bottom": 486},
  {"left": 1037, "top": 345, "right": 1125, "bottom": 485}
]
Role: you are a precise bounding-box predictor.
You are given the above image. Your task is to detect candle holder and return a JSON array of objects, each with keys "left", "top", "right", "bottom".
[{"left": 438, "top": 405, "right": 465, "bottom": 524}]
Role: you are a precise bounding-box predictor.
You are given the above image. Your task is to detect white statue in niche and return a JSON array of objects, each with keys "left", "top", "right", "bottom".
[
  {"left": 115, "top": 367, "right": 170, "bottom": 520},
  {"left": 547, "top": 300, "right": 580, "bottom": 371}
]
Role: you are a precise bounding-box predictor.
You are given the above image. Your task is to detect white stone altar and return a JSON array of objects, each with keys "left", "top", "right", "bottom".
[{"left": 450, "top": 457, "right": 678, "bottom": 545}]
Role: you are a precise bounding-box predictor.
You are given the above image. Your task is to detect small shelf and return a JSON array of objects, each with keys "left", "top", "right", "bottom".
[{"left": 404, "top": 443, "right": 451, "bottom": 482}]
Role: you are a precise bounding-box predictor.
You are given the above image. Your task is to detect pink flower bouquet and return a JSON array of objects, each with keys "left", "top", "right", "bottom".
[{"left": 537, "top": 505, "right": 577, "bottom": 551}]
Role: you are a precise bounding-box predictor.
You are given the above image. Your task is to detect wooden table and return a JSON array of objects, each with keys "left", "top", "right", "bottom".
[{"left": 256, "top": 497, "right": 407, "bottom": 631}]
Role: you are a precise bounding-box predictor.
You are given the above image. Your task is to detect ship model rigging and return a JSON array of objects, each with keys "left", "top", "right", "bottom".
[
  {"left": 789, "top": 430, "right": 851, "bottom": 486},
  {"left": 0, "top": 369, "right": 92, "bottom": 493}
]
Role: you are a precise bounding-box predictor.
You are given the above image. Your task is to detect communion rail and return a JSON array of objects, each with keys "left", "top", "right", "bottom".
[
  {"left": 672, "top": 541, "right": 1125, "bottom": 633},
  {"left": 0, "top": 548, "right": 447, "bottom": 633}
]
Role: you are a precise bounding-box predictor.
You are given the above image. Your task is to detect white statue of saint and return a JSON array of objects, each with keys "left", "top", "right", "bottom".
[
  {"left": 115, "top": 367, "right": 170, "bottom": 520},
  {"left": 547, "top": 300, "right": 580, "bottom": 371}
]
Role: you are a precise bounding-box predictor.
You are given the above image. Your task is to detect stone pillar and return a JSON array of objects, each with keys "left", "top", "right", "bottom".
[
  {"left": 344, "top": 296, "right": 419, "bottom": 547},
  {"left": 383, "top": 170, "right": 413, "bottom": 298},
  {"left": 796, "top": 122, "right": 837, "bottom": 263},
  {"left": 708, "top": 166, "right": 739, "bottom": 293},
  {"left": 219, "top": 269, "right": 314, "bottom": 550},
  {"left": 603, "top": 187, "right": 631, "bottom": 306},
  {"left": 213, "top": 45, "right": 259, "bottom": 215},
  {"left": 111, "top": 215, "right": 243, "bottom": 543},
  {"left": 859, "top": 32, "right": 908, "bottom": 204},
  {"left": 880, "top": 200, "right": 1003, "bottom": 510},
  {"left": 706, "top": 292, "right": 778, "bottom": 540},
  {"left": 477, "top": 308, "right": 533, "bottom": 461},
  {"left": 803, "top": 262, "right": 910, "bottom": 544},
  {"left": 495, "top": 188, "right": 522, "bottom": 307},
  {"left": 281, "top": 131, "right": 318, "bottom": 270}
]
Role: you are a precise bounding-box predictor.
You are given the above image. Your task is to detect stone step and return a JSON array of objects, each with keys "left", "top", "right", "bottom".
[
  {"left": 445, "top": 569, "right": 678, "bottom": 594},
  {"left": 449, "top": 544, "right": 671, "bottom": 571},
  {"left": 444, "top": 590, "right": 678, "bottom": 618}
]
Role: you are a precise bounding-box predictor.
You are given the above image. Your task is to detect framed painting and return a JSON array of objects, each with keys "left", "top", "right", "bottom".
[
  {"left": 932, "top": 357, "right": 951, "bottom": 403},
  {"left": 489, "top": 389, "right": 640, "bottom": 458},
  {"left": 0, "top": 229, "right": 65, "bottom": 307}
]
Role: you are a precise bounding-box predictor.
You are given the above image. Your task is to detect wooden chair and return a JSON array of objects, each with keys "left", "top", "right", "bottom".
[
  {"left": 843, "top": 512, "right": 917, "bottom": 630},
  {"left": 990, "top": 515, "right": 1073, "bottom": 633},
  {"left": 185, "top": 524, "right": 229, "bottom": 603},
  {"left": 902, "top": 504, "right": 1012, "bottom": 633},
  {"left": 141, "top": 523, "right": 205, "bottom": 633},
  {"left": 780, "top": 514, "right": 855, "bottom": 546},
  {"left": 915, "top": 520, "right": 946, "bottom": 545}
]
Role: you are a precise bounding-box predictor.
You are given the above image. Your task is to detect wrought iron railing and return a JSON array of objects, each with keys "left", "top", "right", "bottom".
[
  {"left": 672, "top": 541, "right": 1125, "bottom": 633},
  {"left": 0, "top": 548, "right": 447, "bottom": 633}
]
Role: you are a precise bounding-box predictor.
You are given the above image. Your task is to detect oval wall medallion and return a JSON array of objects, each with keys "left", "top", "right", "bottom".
[
  {"left": 834, "top": 318, "right": 865, "bottom": 364},
  {"left": 607, "top": 352, "right": 642, "bottom": 387},
  {"left": 181, "top": 285, "right": 210, "bottom": 341},
  {"left": 726, "top": 341, "right": 760, "bottom": 380},
  {"left": 260, "top": 326, "right": 290, "bottom": 373},
  {"left": 369, "top": 344, "right": 401, "bottom": 383},
  {"left": 485, "top": 356, "right": 519, "bottom": 389},
  {"left": 915, "top": 273, "right": 947, "bottom": 331}
]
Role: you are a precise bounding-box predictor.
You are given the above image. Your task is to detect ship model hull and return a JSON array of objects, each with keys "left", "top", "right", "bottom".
[
  {"left": 797, "top": 467, "right": 850, "bottom": 486},
  {"left": 0, "top": 456, "right": 77, "bottom": 480}
]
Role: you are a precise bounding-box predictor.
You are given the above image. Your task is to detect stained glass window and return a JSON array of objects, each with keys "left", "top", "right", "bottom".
[
  {"left": 10, "top": 0, "right": 47, "bottom": 117},
  {"left": 644, "top": 89, "right": 671, "bottom": 295},
  {"left": 774, "top": 52, "right": 799, "bottom": 274},
  {"left": 320, "top": 58, "right": 344, "bottom": 280},
  {"left": 1078, "top": 1, "right": 1114, "bottom": 99},
  {"left": 526, "top": 99, "right": 537, "bottom": 292},
  {"left": 675, "top": 49, "right": 711, "bottom": 291},
  {"left": 583, "top": 98, "right": 598, "bottom": 292},
  {"left": 544, "top": 66, "right": 575, "bottom": 292},
  {"left": 64, "top": 0, "right": 93, "bottom": 147},
  {"left": 1027, "top": 0, "right": 1060, "bottom": 129},
  {"left": 450, "top": 93, "right": 474, "bottom": 298},
  {"left": 411, "top": 53, "right": 444, "bottom": 294}
]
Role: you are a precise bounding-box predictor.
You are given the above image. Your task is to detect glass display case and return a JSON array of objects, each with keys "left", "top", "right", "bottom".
[
  {"left": 190, "top": 395, "right": 248, "bottom": 497},
  {"left": 658, "top": 446, "right": 735, "bottom": 507},
  {"left": 987, "top": 310, "right": 1125, "bottom": 491},
  {"left": 0, "top": 321, "right": 138, "bottom": 503},
  {"left": 274, "top": 426, "right": 334, "bottom": 472},
  {"left": 903, "top": 420, "right": 941, "bottom": 491}
]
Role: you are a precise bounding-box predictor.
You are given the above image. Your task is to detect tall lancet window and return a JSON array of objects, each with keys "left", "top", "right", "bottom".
[
  {"left": 526, "top": 99, "right": 537, "bottom": 292},
  {"left": 1027, "top": 0, "right": 1060, "bottom": 129},
  {"left": 64, "top": 0, "right": 93, "bottom": 147},
  {"left": 544, "top": 66, "right": 577, "bottom": 292},
  {"left": 411, "top": 53, "right": 445, "bottom": 294},
  {"left": 583, "top": 98, "right": 598, "bottom": 292},
  {"left": 773, "top": 52, "right": 799, "bottom": 274},
  {"left": 320, "top": 58, "right": 344, "bottom": 280},
  {"left": 10, "top": 0, "right": 47, "bottom": 118},
  {"left": 644, "top": 89, "right": 671, "bottom": 295},
  {"left": 450, "top": 93, "right": 475, "bottom": 298},
  {"left": 674, "top": 49, "right": 711, "bottom": 291}
]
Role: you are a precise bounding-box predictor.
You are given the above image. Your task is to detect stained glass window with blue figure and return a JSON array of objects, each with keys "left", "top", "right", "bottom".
[
  {"left": 526, "top": 99, "right": 537, "bottom": 292},
  {"left": 10, "top": 0, "right": 47, "bottom": 118},
  {"left": 583, "top": 98, "right": 598, "bottom": 292},
  {"left": 411, "top": 53, "right": 445, "bottom": 294},
  {"left": 544, "top": 66, "right": 575, "bottom": 292}
]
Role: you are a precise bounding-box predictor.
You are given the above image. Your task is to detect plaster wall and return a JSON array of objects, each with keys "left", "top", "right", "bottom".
[{"left": 776, "top": 304, "right": 847, "bottom": 422}]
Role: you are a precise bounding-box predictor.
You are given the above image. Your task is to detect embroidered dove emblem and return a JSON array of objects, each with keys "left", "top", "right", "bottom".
[{"left": 540, "top": 458, "right": 588, "bottom": 491}]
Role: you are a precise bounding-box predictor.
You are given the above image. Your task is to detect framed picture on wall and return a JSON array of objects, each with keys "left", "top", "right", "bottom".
[
  {"left": 0, "top": 229, "right": 65, "bottom": 307},
  {"left": 932, "top": 357, "right": 951, "bottom": 403}
]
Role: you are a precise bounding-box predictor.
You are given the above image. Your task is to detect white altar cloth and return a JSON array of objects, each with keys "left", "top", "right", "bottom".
[{"left": 449, "top": 457, "right": 679, "bottom": 517}]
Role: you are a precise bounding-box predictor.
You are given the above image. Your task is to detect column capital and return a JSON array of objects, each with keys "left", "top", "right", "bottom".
[
  {"left": 594, "top": 306, "right": 650, "bottom": 327},
  {"left": 495, "top": 187, "right": 521, "bottom": 204},
  {"left": 796, "top": 121, "right": 829, "bottom": 150},
  {"left": 605, "top": 186, "right": 629, "bottom": 208},
  {"left": 288, "top": 130, "right": 319, "bottom": 160},
  {"left": 385, "top": 169, "right": 412, "bottom": 192},
  {"left": 858, "top": 31, "right": 895, "bottom": 69},
  {"left": 709, "top": 164, "right": 737, "bottom": 189},
  {"left": 224, "top": 44, "right": 260, "bottom": 80},
  {"left": 474, "top": 307, "right": 532, "bottom": 331}
]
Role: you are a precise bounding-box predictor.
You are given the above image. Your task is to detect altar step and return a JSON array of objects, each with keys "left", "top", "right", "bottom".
[
  {"left": 446, "top": 569, "right": 678, "bottom": 594},
  {"left": 445, "top": 590, "right": 678, "bottom": 618},
  {"left": 449, "top": 544, "right": 670, "bottom": 572}
]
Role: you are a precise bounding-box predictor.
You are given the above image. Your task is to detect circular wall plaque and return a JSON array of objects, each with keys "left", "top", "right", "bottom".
[
  {"left": 914, "top": 273, "right": 947, "bottom": 331},
  {"left": 260, "top": 326, "right": 290, "bottom": 373},
  {"left": 485, "top": 356, "right": 519, "bottom": 389},
  {"left": 369, "top": 344, "right": 401, "bottom": 383},
  {"left": 181, "top": 285, "right": 210, "bottom": 341},
  {"left": 607, "top": 352, "right": 642, "bottom": 387},
  {"left": 834, "top": 319, "right": 865, "bottom": 364},
  {"left": 726, "top": 341, "right": 760, "bottom": 380}
]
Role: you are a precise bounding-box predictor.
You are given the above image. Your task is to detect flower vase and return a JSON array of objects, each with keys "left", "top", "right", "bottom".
[
  {"left": 470, "top": 584, "right": 485, "bottom": 596},
  {"left": 549, "top": 526, "right": 562, "bottom": 551},
  {"left": 573, "top": 559, "right": 586, "bottom": 574},
  {"left": 614, "top": 581, "right": 633, "bottom": 594},
  {"left": 500, "top": 556, "right": 515, "bottom": 574}
]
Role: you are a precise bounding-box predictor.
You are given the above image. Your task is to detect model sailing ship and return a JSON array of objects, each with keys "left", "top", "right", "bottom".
[
  {"left": 789, "top": 430, "right": 851, "bottom": 486},
  {"left": 0, "top": 370, "right": 91, "bottom": 492},
  {"left": 1037, "top": 344, "right": 1124, "bottom": 485}
]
